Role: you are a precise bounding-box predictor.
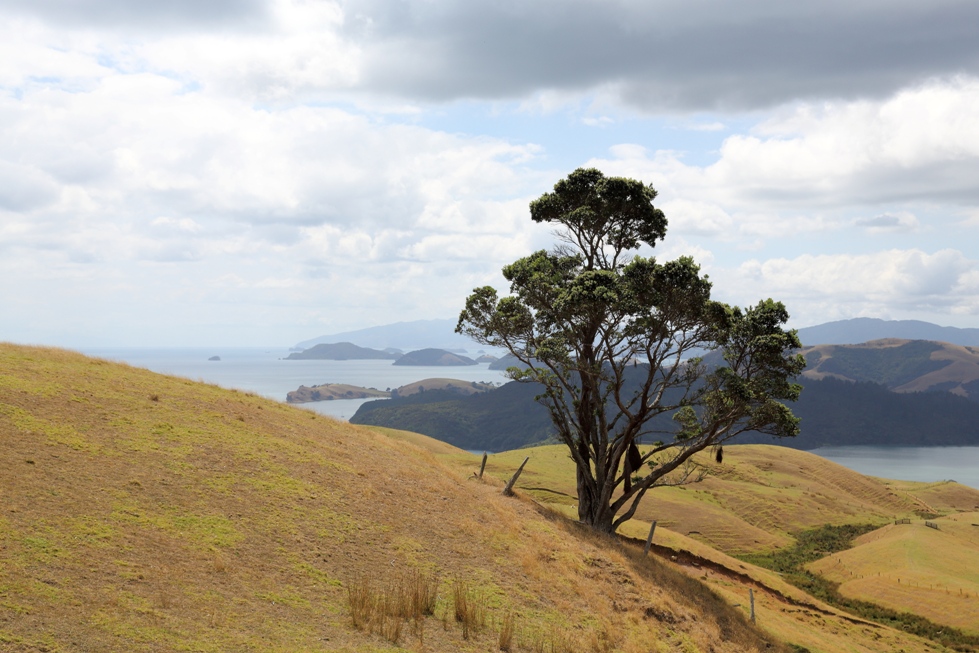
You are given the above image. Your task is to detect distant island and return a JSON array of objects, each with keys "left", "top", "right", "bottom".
[
  {"left": 393, "top": 348, "right": 477, "bottom": 366},
  {"left": 488, "top": 353, "right": 532, "bottom": 371},
  {"left": 392, "top": 378, "right": 496, "bottom": 398},
  {"left": 287, "top": 383, "right": 390, "bottom": 403},
  {"left": 208, "top": 355, "right": 221, "bottom": 361},
  {"left": 285, "top": 342, "right": 400, "bottom": 361},
  {"left": 287, "top": 378, "right": 496, "bottom": 403}
]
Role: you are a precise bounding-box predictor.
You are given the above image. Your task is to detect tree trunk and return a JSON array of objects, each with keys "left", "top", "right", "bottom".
[{"left": 576, "top": 464, "right": 615, "bottom": 533}]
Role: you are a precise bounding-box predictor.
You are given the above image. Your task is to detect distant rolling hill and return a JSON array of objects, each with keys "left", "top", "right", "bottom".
[
  {"left": 800, "top": 338, "right": 979, "bottom": 401},
  {"left": 797, "top": 317, "right": 979, "bottom": 347},
  {"left": 391, "top": 378, "right": 496, "bottom": 398},
  {"left": 291, "top": 316, "right": 977, "bottom": 357},
  {"left": 351, "top": 381, "right": 553, "bottom": 452}
]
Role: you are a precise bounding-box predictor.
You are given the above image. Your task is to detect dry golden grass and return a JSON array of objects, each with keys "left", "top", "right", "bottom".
[
  {"left": 467, "top": 443, "right": 976, "bottom": 557},
  {"left": 808, "top": 515, "right": 979, "bottom": 634},
  {"left": 434, "top": 437, "right": 979, "bottom": 652},
  {"left": 1, "top": 343, "right": 790, "bottom": 653}
]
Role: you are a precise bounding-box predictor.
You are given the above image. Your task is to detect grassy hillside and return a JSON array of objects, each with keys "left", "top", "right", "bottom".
[
  {"left": 435, "top": 442, "right": 979, "bottom": 648},
  {"left": 808, "top": 512, "right": 979, "bottom": 634},
  {"left": 801, "top": 338, "right": 979, "bottom": 400},
  {"left": 450, "top": 444, "right": 977, "bottom": 556},
  {"left": 1, "top": 343, "right": 792, "bottom": 653}
]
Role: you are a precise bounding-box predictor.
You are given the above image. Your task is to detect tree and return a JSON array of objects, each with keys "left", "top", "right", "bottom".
[{"left": 457, "top": 168, "right": 805, "bottom": 534}]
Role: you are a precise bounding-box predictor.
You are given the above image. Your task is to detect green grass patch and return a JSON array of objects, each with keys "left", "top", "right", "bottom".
[
  {"left": 0, "top": 374, "right": 63, "bottom": 397},
  {"left": 0, "top": 403, "right": 94, "bottom": 452},
  {"left": 110, "top": 502, "right": 242, "bottom": 549}
]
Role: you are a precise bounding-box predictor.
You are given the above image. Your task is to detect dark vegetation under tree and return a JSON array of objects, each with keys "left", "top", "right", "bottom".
[{"left": 456, "top": 168, "right": 805, "bottom": 533}]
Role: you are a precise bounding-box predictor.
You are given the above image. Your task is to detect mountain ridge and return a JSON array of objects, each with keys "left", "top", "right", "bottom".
[
  {"left": 797, "top": 317, "right": 979, "bottom": 347},
  {"left": 294, "top": 319, "right": 482, "bottom": 353}
]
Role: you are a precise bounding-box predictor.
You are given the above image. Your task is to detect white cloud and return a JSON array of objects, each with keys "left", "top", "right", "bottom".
[
  {"left": 683, "top": 121, "right": 725, "bottom": 132},
  {"left": 152, "top": 217, "right": 203, "bottom": 233},
  {"left": 582, "top": 115, "right": 614, "bottom": 128},
  {"left": 586, "top": 78, "right": 979, "bottom": 253},
  {"left": 723, "top": 249, "right": 979, "bottom": 326},
  {"left": 0, "top": 37, "right": 559, "bottom": 344},
  {"left": 2, "top": 1, "right": 978, "bottom": 345}
]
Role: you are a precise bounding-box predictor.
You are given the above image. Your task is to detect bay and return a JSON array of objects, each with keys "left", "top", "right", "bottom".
[
  {"left": 80, "top": 347, "right": 506, "bottom": 421},
  {"left": 811, "top": 445, "right": 979, "bottom": 491}
]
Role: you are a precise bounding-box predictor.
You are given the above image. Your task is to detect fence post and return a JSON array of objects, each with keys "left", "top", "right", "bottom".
[
  {"left": 643, "top": 521, "right": 658, "bottom": 557},
  {"left": 478, "top": 452, "right": 488, "bottom": 479},
  {"left": 503, "top": 457, "right": 529, "bottom": 497},
  {"left": 749, "top": 588, "right": 755, "bottom": 623}
]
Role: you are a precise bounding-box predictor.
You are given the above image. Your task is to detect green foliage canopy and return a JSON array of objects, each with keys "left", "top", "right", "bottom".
[{"left": 458, "top": 168, "right": 805, "bottom": 533}]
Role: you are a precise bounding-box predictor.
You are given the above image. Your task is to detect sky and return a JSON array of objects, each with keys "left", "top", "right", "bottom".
[{"left": 2, "top": 0, "right": 979, "bottom": 348}]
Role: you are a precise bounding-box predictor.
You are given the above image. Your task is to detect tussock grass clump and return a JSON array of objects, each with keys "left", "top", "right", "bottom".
[
  {"left": 452, "top": 578, "right": 487, "bottom": 640},
  {"left": 522, "top": 626, "right": 579, "bottom": 653},
  {"left": 347, "top": 569, "right": 440, "bottom": 644},
  {"left": 498, "top": 610, "right": 515, "bottom": 652}
]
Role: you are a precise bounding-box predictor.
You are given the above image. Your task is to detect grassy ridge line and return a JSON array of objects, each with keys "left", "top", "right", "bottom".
[
  {"left": 0, "top": 344, "right": 783, "bottom": 653},
  {"left": 468, "top": 444, "right": 979, "bottom": 557}
]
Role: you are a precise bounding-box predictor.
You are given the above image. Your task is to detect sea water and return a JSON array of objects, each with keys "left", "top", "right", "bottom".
[
  {"left": 811, "top": 445, "right": 979, "bottom": 491},
  {"left": 81, "top": 347, "right": 507, "bottom": 421}
]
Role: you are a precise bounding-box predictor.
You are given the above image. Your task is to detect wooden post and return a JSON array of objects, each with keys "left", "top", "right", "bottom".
[
  {"left": 503, "top": 457, "right": 529, "bottom": 497},
  {"left": 478, "top": 452, "right": 488, "bottom": 479},
  {"left": 643, "top": 521, "right": 658, "bottom": 557},
  {"left": 749, "top": 588, "right": 755, "bottom": 623}
]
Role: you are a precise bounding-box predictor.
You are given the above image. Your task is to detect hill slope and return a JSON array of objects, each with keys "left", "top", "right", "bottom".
[
  {"left": 1, "top": 343, "right": 794, "bottom": 653},
  {"left": 800, "top": 338, "right": 979, "bottom": 401},
  {"left": 808, "top": 512, "right": 979, "bottom": 634},
  {"left": 431, "top": 441, "right": 979, "bottom": 647},
  {"left": 457, "top": 444, "right": 979, "bottom": 557}
]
